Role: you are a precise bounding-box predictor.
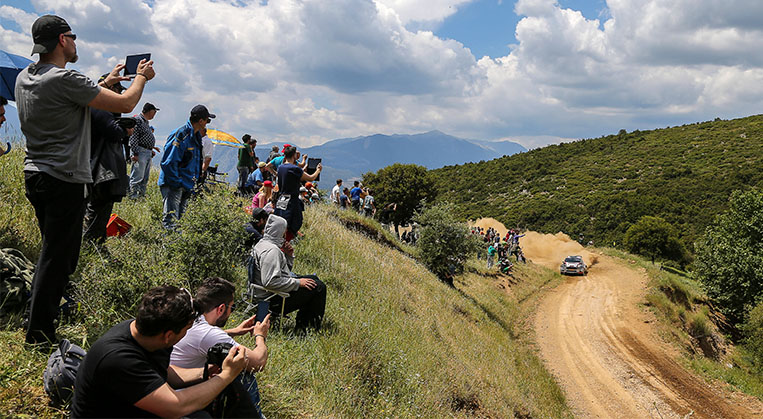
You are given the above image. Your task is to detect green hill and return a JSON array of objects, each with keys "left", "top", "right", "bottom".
[
  {"left": 0, "top": 149, "right": 568, "bottom": 417},
  {"left": 431, "top": 115, "right": 763, "bottom": 252}
]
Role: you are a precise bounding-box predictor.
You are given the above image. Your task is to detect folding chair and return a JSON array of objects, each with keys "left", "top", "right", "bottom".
[{"left": 245, "top": 283, "right": 289, "bottom": 330}]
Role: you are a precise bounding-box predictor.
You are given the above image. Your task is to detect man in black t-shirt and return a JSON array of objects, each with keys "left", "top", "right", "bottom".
[
  {"left": 70, "top": 286, "right": 248, "bottom": 418},
  {"left": 273, "top": 145, "right": 321, "bottom": 240}
]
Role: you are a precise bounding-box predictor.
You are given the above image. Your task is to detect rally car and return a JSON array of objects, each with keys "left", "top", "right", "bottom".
[{"left": 560, "top": 255, "right": 588, "bottom": 276}]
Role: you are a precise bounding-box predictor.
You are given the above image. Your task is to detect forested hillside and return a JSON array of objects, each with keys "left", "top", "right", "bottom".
[{"left": 432, "top": 115, "right": 763, "bottom": 251}]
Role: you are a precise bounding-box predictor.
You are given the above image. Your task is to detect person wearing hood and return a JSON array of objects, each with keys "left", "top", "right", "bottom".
[{"left": 251, "top": 215, "right": 326, "bottom": 331}]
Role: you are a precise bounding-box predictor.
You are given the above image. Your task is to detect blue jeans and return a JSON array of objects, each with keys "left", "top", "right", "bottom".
[
  {"left": 239, "top": 372, "right": 264, "bottom": 418},
  {"left": 129, "top": 148, "right": 153, "bottom": 198},
  {"left": 160, "top": 185, "right": 192, "bottom": 230}
]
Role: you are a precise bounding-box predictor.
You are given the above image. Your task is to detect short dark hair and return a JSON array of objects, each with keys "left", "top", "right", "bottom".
[
  {"left": 354, "top": 181, "right": 359, "bottom": 186},
  {"left": 0, "top": 97, "right": 7, "bottom": 106},
  {"left": 336, "top": 179, "right": 342, "bottom": 185},
  {"left": 283, "top": 146, "right": 297, "bottom": 159},
  {"left": 190, "top": 114, "right": 205, "bottom": 123},
  {"left": 136, "top": 286, "right": 197, "bottom": 336},
  {"left": 194, "top": 277, "right": 235, "bottom": 313},
  {"left": 242, "top": 134, "right": 252, "bottom": 143}
]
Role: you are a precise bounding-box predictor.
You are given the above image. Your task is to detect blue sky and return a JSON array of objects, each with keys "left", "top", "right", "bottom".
[
  {"left": 1, "top": 0, "right": 762, "bottom": 148},
  {"left": 434, "top": 0, "right": 607, "bottom": 58}
]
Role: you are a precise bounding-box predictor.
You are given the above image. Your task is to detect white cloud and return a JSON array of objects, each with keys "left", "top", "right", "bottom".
[{"left": 374, "top": 0, "right": 474, "bottom": 25}]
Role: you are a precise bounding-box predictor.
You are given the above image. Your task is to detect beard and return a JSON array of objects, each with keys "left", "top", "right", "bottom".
[
  {"left": 68, "top": 53, "right": 78, "bottom": 64},
  {"left": 214, "top": 314, "right": 229, "bottom": 328}
]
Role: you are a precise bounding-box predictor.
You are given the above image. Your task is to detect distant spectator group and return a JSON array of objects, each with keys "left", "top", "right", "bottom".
[{"left": 472, "top": 226, "right": 527, "bottom": 271}]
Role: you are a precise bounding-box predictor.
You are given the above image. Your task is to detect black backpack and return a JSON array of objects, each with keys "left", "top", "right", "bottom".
[{"left": 43, "top": 339, "right": 87, "bottom": 407}]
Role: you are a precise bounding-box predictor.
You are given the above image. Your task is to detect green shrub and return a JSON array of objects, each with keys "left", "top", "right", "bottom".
[
  {"left": 743, "top": 301, "right": 763, "bottom": 372},
  {"left": 694, "top": 189, "right": 763, "bottom": 324},
  {"left": 413, "top": 203, "right": 480, "bottom": 282}
]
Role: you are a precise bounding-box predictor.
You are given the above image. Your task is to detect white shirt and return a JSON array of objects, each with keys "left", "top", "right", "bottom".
[
  {"left": 331, "top": 184, "right": 341, "bottom": 203},
  {"left": 201, "top": 135, "right": 215, "bottom": 160},
  {"left": 170, "top": 316, "right": 236, "bottom": 368}
]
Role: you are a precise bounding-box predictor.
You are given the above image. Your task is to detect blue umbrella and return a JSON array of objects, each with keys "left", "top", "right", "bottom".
[{"left": 0, "top": 49, "right": 33, "bottom": 101}]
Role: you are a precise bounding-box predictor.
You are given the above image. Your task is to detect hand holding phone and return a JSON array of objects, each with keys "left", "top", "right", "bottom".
[{"left": 256, "top": 300, "right": 270, "bottom": 323}]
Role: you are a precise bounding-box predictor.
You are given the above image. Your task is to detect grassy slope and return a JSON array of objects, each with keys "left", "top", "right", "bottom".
[
  {"left": 600, "top": 248, "right": 763, "bottom": 400},
  {"left": 0, "top": 149, "right": 569, "bottom": 418},
  {"left": 431, "top": 115, "right": 763, "bottom": 249}
]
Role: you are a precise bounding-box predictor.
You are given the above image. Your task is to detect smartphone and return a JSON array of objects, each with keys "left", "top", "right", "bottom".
[
  {"left": 306, "top": 157, "right": 321, "bottom": 182},
  {"left": 256, "top": 300, "right": 270, "bottom": 323},
  {"left": 124, "top": 53, "right": 151, "bottom": 77}
]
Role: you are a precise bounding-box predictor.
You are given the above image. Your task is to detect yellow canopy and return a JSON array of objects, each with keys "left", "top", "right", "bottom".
[{"left": 206, "top": 129, "right": 244, "bottom": 148}]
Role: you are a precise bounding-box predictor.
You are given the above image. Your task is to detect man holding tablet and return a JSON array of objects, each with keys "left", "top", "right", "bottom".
[{"left": 15, "top": 14, "right": 155, "bottom": 346}]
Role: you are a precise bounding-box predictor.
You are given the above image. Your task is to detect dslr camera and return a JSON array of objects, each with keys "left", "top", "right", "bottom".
[{"left": 206, "top": 342, "right": 233, "bottom": 367}]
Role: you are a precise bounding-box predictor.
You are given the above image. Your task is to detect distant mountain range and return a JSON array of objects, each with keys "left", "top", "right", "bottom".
[
  {"left": 0, "top": 104, "right": 526, "bottom": 187},
  {"left": 209, "top": 130, "right": 526, "bottom": 185}
]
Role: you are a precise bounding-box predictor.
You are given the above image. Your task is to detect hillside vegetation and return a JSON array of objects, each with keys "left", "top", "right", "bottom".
[
  {"left": 431, "top": 115, "right": 763, "bottom": 253},
  {"left": 0, "top": 150, "right": 568, "bottom": 417}
]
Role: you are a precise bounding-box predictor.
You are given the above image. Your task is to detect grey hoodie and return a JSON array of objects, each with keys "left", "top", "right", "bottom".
[{"left": 251, "top": 215, "right": 300, "bottom": 299}]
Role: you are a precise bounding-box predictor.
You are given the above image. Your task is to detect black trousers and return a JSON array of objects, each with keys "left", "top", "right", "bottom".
[
  {"left": 83, "top": 187, "right": 115, "bottom": 244},
  {"left": 271, "top": 275, "right": 326, "bottom": 330},
  {"left": 24, "top": 172, "right": 87, "bottom": 344}
]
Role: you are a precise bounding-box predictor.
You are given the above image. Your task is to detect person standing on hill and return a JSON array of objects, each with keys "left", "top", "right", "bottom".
[
  {"left": 83, "top": 73, "right": 134, "bottom": 244},
  {"left": 266, "top": 145, "right": 280, "bottom": 163},
  {"left": 274, "top": 145, "right": 321, "bottom": 240},
  {"left": 362, "top": 188, "right": 376, "bottom": 217},
  {"left": 237, "top": 134, "right": 256, "bottom": 195},
  {"left": 157, "top": 105, "right": 213, "bottom": 230},
  {"left": 16, "top": 14, "right": 154, "bottom": 345},
  {"left": 331, "top": 179, "right": 342, "bottom": 206},
  {"left": 350, "top": 180, "right": 362, "bottom": 212},
  {"left": 127, "top": 102, "right": 159, "bottom": 198}
]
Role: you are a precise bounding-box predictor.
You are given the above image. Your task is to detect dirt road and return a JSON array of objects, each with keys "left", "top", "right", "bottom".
[{"left": 519, "top": 231, "right": 763, "bottom": 418}]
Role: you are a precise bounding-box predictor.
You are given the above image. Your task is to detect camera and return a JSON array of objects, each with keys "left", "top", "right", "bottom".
[
  {"left": 116, "top": 117, "right": 137, "bottom": 129},
  {"left": 206, "top": 342, "right": 233, "bottom": 367}
]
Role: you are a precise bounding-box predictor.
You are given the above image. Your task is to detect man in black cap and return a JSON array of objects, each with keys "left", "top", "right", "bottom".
[
  {"left": 14, "top": 14, "right": 156, "bottom": 345},
  {"left": 157, "top": 105, "right": 215, "bottom": 230},
  {"left": 128, "top": 102, "right": 160, "bottom": 198}
]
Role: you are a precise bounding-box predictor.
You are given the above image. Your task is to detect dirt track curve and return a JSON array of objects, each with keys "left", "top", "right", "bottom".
[{"left": 473, "top": 220, "right": 763, "bottom": 418}]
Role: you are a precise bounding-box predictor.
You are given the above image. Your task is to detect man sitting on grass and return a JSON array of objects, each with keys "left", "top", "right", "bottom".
[
  {"left": 171, "top": 277, "right": 271, "bottom": 418},
  {"left": 70, "top": 285, "right": 248, "bottom": 418},
  {"left": 252, "top": 215, "right": 326, "bottom": 331}
]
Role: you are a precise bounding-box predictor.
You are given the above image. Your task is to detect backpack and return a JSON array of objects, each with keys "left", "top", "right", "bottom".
[
  {"left": 43, "top": 339, "right": 87, "bottom": 407},
  {"left": 0, "top": 248, "right": 34, "bottom": 315}
]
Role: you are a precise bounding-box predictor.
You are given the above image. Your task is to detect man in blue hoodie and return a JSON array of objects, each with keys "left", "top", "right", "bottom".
[{"left": 157, "top": 105, "right": 214, "bottom": 230}]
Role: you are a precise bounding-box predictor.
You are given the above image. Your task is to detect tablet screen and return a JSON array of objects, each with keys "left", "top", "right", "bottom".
[{"left": 124, "top": 53, "right": 151, "bottom": 76}]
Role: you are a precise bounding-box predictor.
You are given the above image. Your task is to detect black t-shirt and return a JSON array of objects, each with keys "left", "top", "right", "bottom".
[
  {"left": 70, "top": 320, "right": 171, "bottom": 418},
  {"left": 277, "top": 163, "right": 303, "bottom": 197}
]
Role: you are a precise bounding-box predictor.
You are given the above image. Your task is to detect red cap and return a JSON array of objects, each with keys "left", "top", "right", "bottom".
[
  {"left": 282, "top": 143, "right": 292, "bottom": 153},
  {"left": 263, "top": 180, "right": 273, "bottom": 187}
]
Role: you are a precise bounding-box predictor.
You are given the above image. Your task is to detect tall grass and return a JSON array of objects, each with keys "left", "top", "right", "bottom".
[{"left": 0, "top": 149, "right": 569, "bottom": 417}]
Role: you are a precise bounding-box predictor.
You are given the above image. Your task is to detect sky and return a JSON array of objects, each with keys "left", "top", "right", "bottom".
[{"left": 1, "top": 0, "right": 762, "bottom": 149}]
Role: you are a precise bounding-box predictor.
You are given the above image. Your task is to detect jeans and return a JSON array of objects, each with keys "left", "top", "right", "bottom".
[
  {"left": 129, "top": 148, "right": 152, "bottom": 198},
  {"left": 237, "top": 166, "right": 249, "bottom": 193},
  {"left": 24, "top": 172, "right": 87, "bottom": 344},
  {"left": 239, "top": 372, "right": 264, "bottom": 418},
  {"left": 160, "top": 185, "right": 192, "bottom": 230}
]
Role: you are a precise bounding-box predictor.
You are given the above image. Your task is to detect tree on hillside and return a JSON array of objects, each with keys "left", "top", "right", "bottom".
[
  {"left": 624, "top": 216, "right": 686, "bottom": 264},
  {"left": 414, "top": 202, "right": 480, "bottom": 286},
  {"left": 695, "top": 190, "right": 763, "bottom": 324},
  {"left": 362, "top": 163, "right": 437, "bottom": 232}
]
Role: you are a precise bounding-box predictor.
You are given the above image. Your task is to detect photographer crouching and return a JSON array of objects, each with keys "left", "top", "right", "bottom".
[
  {"left": 171, "top": 277, "right": 270, "bottom": 418},
  {"left": 70, "top": 285, "right": 248, "bottom": 418}
]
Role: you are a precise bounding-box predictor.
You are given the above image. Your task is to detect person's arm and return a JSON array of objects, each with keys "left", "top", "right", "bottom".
[
  {"left": 202, "top": 156, "right": 212, "bottom": 172},
  {"left": 166, "top": 365, "right": 204, "bottom": 388},
  {"left": 134, "top": 346, "right": 246, "bottom": 418},
  {"left": 89, "top": 60, "right": 155, "bottom": 113},
  {"left": 225, "top": 315, "right": 271, "bottom": 371},
  {"left": 300, "top": 163, "right": 322, "bottom": 182}
]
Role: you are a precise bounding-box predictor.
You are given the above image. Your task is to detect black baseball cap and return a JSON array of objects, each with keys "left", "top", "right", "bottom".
[
  {"left": 190, "top": 104, "right": 215, "bottom": 120},
  {"left": 143, "top": 103, "right": 159, "bottom": 113},
  {"left": 31, "top": 15, "right": 71, "bottom": 55}
]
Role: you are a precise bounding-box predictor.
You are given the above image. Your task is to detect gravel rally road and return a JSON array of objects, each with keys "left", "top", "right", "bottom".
[{"left": 473, "top": 219, "right": 762, "bottom": 418}]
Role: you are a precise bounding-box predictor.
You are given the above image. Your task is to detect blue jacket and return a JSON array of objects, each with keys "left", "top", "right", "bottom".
[{"left": 157, "top": 120, "right": 202, "bottom": 190}]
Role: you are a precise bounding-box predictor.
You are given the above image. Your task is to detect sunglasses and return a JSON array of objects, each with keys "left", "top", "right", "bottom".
[
  {"left": 63, "top": 33, "right": 77, "bottom": 41},
  {"left": 227, "top": 301, "right": 237, "bottom": 312}
]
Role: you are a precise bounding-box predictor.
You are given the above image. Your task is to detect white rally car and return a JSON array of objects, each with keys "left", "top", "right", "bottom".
[{"left": 560, "top": 255, "right": 588, "bottom": 276}]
